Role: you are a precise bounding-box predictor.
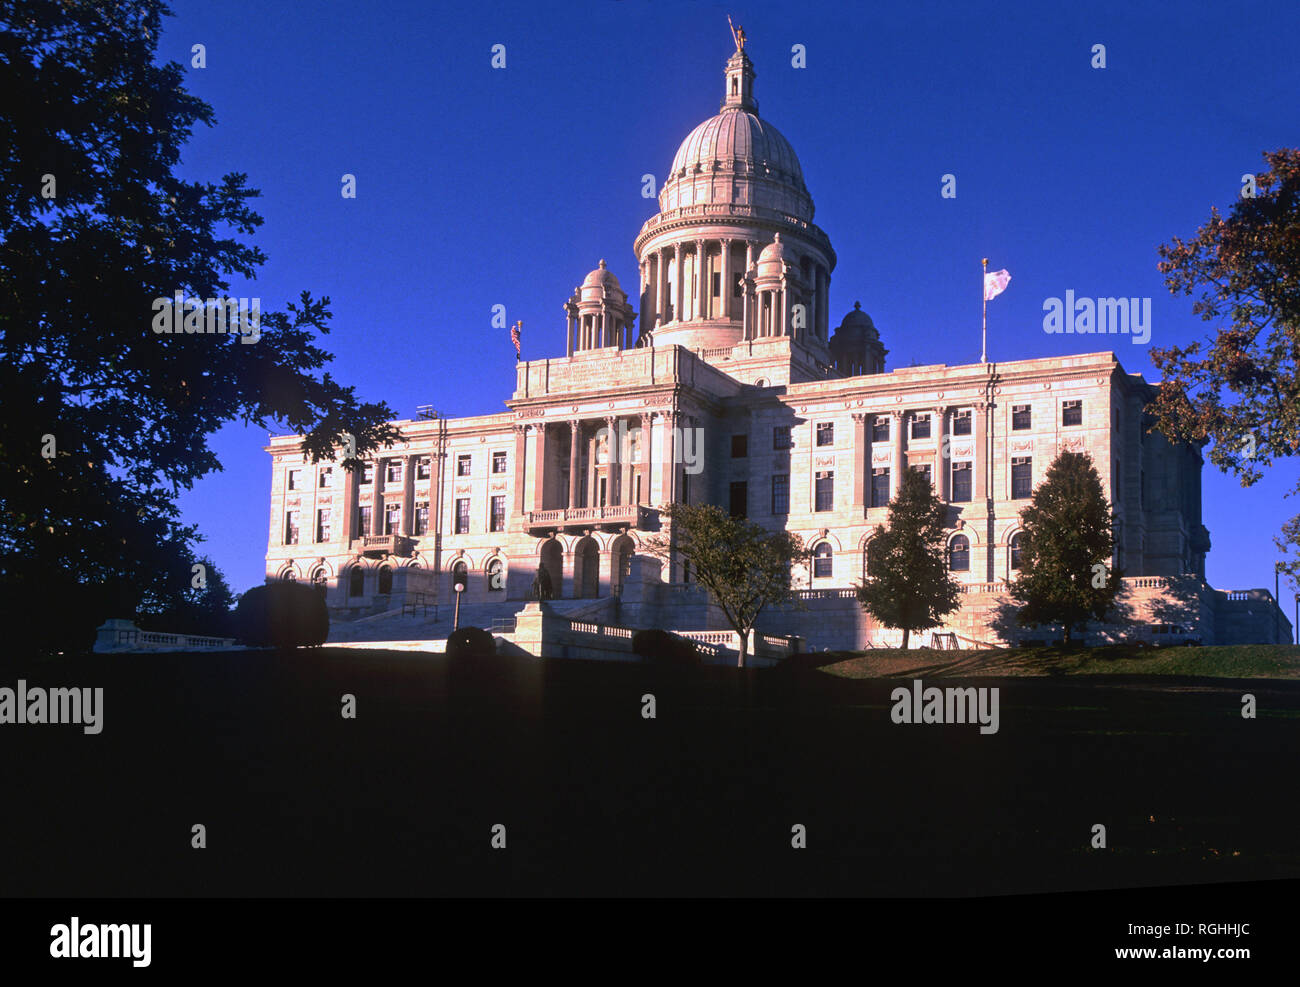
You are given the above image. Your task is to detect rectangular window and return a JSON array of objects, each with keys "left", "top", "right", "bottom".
[
  {"left": 731, "top": 434, "right": 748, "bottom": 458},
  {"left": 284, "top": 510, "right": 300, "bottom": 545},
  {"left": 816, "top": 422, "right": 834, "bottom": 447},
  {"left": 492, "top": 451, "right": 507, "bottom": 474},
  {"left": 773, "top": 425, "right": 792, "bottom": 450},
  {"left": 771, "top": 475, "right": 789, "bottom": 514},
  {"left": 911, "top": 414, "right": 931, "bottom": 440},
  {"left": 414, "top": 503, "right": 429, "bottom": 536},
  {"left": 455, "top": 498, "right": 470, "bottom": 534},
  {"left": 729, "top": 481, "right": 748, "bottom": 518},
  {"left": 952, "top": 410, "right": 971, "bottom": 436},
  {"left": 1011, "top": 456, "right": 1032, "bottom": 499},
  {"left": 416, "top": 457, "right": 432, "bottom": 480},
  {"left": 1012, "top": 404, "right": 1032, "bottom": 430},
  {"left": 872, "top": 417, "right": 890, "bottom": 443},
  {"left": 357, "top": 505, "right": 371, "bottom": 537},
  {"left": 318, "top": 467, "right": 332, "bottom": 488},
  {"left": 711, "top": 271, "right": 721, "bottom": 298},
  {"left": 815, "top": 470, "right": 834, "bottom": 512},
  {"left": 386, "top": 461, "right": 402, "bottom": 484},
  {"left": 1114, "top": 459, "right": 1121, "bottom": 496},
  {"left": 1062, "top": 399, "right": 1083, "bottom": 427},
  {"left": 457, "top": 455, "right": 471, "bottom": 477},
  {"left": 362, "top": 463, "right": 374, "bottom": 485},
  {"left": 316, "top": 508, "right": 332, "bottom": 542},
  {"left": 490, "top": 495, "right": 506, "bottom": 532},
  {"left": 913, "top": 462, "right": 932, "bottom": 485},
  {"left": 951, "top": 461, "right": 972, "bottom": 502},
  {"left": 871, "top": 468, "right": 890, "bottom": 508},
  {"left": 385, "top": 504, "right": 400, "bottom": 534},
  {"left": 287, "top": 469, "right": 302, "bottom": 491}
]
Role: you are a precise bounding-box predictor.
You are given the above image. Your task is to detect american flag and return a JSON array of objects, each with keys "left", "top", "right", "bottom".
[{"left": 510, "top": 320, "right": 522, "bottom": 360}]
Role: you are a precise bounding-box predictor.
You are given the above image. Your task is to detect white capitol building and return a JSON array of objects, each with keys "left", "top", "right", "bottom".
[{"left": 265, "top": 34, "right": 1287, "bottom": 653}]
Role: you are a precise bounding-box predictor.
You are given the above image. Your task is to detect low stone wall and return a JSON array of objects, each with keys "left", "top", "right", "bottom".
[{"left": 94, "top": 619, "right": 237, "bottom": 654}]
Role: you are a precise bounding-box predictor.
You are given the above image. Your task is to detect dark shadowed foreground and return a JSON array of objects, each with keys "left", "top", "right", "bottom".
[{"left": 2, "top": 648, "right": 1297, "bottom": 897}]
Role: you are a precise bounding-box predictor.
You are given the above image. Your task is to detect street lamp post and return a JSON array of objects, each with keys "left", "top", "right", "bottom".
[{"left": 453, "top": 580, "right": 465, "bottom": 632}]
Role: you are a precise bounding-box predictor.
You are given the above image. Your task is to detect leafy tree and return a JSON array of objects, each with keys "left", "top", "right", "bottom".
[
  {"left": 1147, "top": 147, "right": 1300, "bottom": 587},
  {"left": 134, "top": 555, "right": 236, "bottom": 638},
  {"left": 644, "top": 503, "right": 810, "bottom": 667},
  {"left": 856, "top": 466, "right": 960, "bottom": 649},
  {"left": 0, "top": 0, "right": 400, "bottom": 654},
  {"left": 1008, "top": 451, "right": 1120, "bottom": 645}
]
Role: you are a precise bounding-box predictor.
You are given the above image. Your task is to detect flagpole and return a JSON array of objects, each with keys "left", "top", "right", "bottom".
[{"left": 980, "top": 257, "right": 988, "bottom": 364}]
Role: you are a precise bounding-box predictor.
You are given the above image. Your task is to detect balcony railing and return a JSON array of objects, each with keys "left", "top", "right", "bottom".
[
  {"left": 526, "top": 504, "right": 656, "bottom": 531},
  {"left": 350, "top": 534, "right": 414, "bottom": 557}
]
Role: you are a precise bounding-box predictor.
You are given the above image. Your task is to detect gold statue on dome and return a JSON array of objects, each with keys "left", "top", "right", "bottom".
[{"left": 728, "top": 15, "right": 746, "bottom": 51}]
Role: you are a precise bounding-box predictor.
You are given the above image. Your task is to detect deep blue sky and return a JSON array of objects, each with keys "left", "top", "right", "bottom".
[{"left": 161, "top": 0, "right": 1300, "bottom": 600}]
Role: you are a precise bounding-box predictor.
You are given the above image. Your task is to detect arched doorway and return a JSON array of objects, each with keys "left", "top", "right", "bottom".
[
  {"left": 610, "top": 535, "right": 634, "bottom": 596},
  {"left": 574, "top": 536, "right": 599, "bottom": 599},
  {"left": 540, "top": 539, "right": 563, "bottom": 599},
  {"left": 378, "top": 565, "right": 393, "bottom": 595},
  {"left": 312, "top": 568, "right": 328, "bottom": 597},
  {"left": 348, "top": 567, "right": 365, "bottom": 597}
]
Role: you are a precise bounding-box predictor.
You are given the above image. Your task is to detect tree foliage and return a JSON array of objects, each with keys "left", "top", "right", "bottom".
[
  {"left": 1008, "top": 451, "right": 1120, "bottom": 644},
  {"left": 1147, "top": 147, "right": 1300, "bottom": 586},
  {"left": 644, "top": 503, "right": 810, "bottom": 667},
  {"left": 0, "top": 0, "right": 400, "bottom": 653},
  {"left": 856, "top": 466, "right": 961, "bottom": 649}
]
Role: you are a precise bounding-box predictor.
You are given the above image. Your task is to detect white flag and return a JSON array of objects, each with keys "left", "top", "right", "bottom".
[{"left": 984, "top": 269, "right": 1011, "bottom": 301}]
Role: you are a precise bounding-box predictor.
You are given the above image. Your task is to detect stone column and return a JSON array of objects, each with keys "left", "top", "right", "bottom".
[
  {"left": 341, "top": 461, "right": 357, "bottom": 545},
  {"left": 401, "top": 454, "right": 415, "bottom": 535},
  {"left": 568, "top": 420, "right": 581, "bottom": 510},
  {"left": 605, "top": 415, "right": 619, "bottom": 506},
  {"left": 673, "top": 246, "right": 684, "bottom": 323},
  {"left": 890, "top": 411, "right": 905, "bottom": 500},
  {"left": 655, "top": 250, "right": 666, "bottom": 327},
  {"left": 934, "top": 405, "right": 948, "bottom": 502},
  {"left": 661, "top": 411, "right": 677, "bottom": 504},
  {"left": 720, "top": 239, "right": 732, "bottom": 320},
  {"left": 530, "top": 424, "right": 548, "bottom": 512},
  {"left": 975, "top": 402, "right": 988, "bottom": 501},
  {"left": 694, "top": 239, "right": 706, "bottom": 320},
  {"left": 780, "top": 283, "right": 790, "bottom": 338},
  {"left": 372, "top": 457, "right": 386, "bottom": 534},
  {"left": 851, "top": 413, "right": 867, "bottom": 509},
  {"left": 565, "top": 305, "right": 574, "bottom": 358},
  {"left": 818, "top": 267, "right": 830, "bottom": 339},
  {"left": 513, "top": 425, "right": 527, "bottom": 514},
  {"left": 639, "top": 413, "right": 653, "bottom": 505}
]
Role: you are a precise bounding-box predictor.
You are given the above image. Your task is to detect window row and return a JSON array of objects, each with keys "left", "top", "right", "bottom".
[
  {"left": 284, "top": 452, "right": 512, "bottom": 492},
  {"left": 754, "top": 458, "right": 1036, "bottom": 516},
  {"left": 737, "top": 401, "right": 1086, "bottom": 459},
  {"left": 283, "top": 496, "right": 507, "bottom": 544}
]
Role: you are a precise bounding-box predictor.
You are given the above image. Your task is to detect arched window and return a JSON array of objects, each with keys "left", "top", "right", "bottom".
[
  {"left": 377, "top": 565, "right": 393, "bottom": 595},
  {"left": 281, "top": 571, "right": 296, "bottom": 582},
  {"left": 348, "top": 567, "right": 364, "bottom": 597},
  {"left": 312, "top": 568, "right": 328, "bottom": 596},
  {"left": 1010, "top": 532, "right": 1023, "bottom": 571},
  {"left": 486, "top": 558, "right": 504, "bottom": 593},
  {"left": 813, "top": 542, "right": 833, "bottom": 578},
  {"left": 948, "top": 535, "right": 970, "bottom": 572}
]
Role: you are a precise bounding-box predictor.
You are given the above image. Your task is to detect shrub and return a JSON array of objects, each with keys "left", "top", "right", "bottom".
[
  {"left": 632, "top": 628, "right": 701, "bottom": 666},
  {"left": 446, "top": 626, "right": 497, "bottom": 659},
  {"left": 233, "top": 582, "right": 329, "bottom": 648}
]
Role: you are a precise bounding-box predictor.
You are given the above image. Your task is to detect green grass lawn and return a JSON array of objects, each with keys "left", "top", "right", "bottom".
[{"left": 812, "top": 644, "right": 1300, "bottom": 680}]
